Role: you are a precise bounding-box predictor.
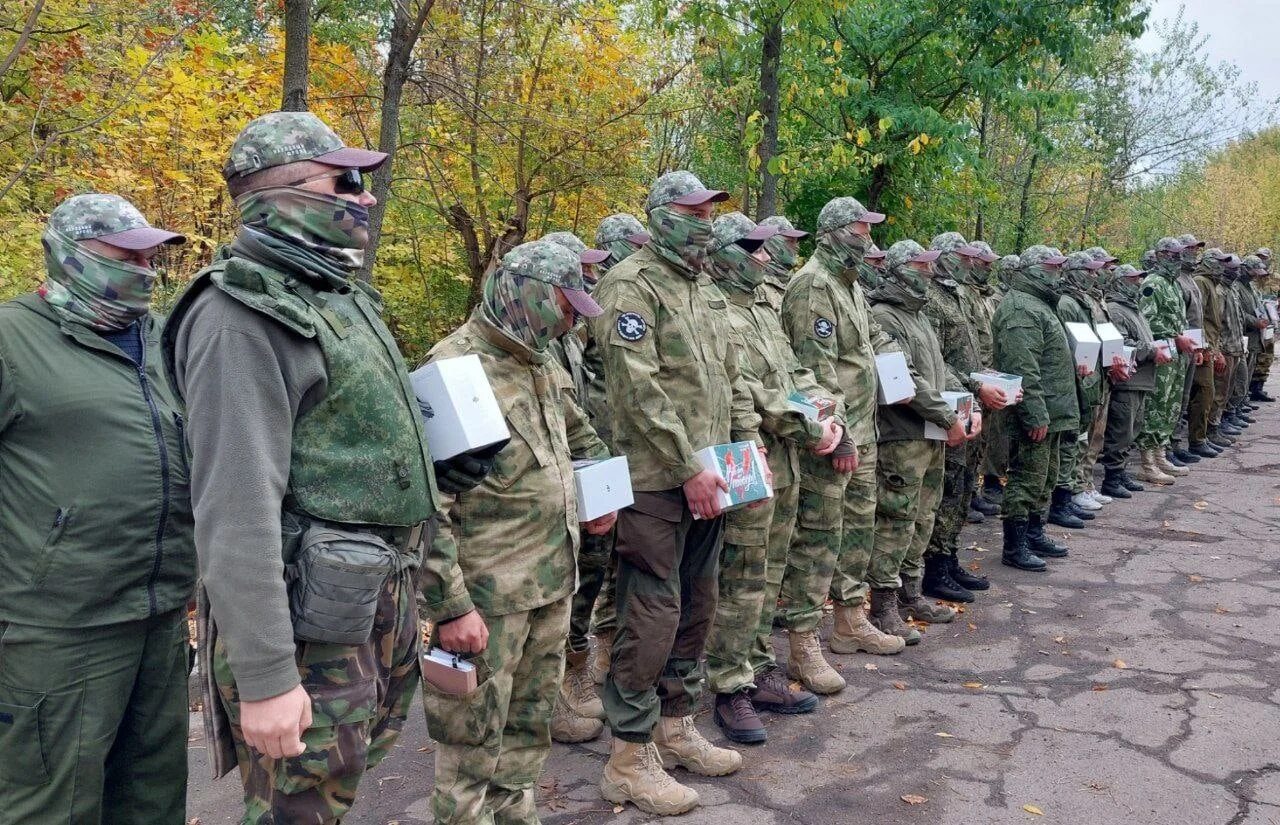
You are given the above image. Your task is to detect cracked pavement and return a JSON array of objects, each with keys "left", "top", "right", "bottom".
[{"left": 187, "top": 375, "right": 1280, "bottom": 824}]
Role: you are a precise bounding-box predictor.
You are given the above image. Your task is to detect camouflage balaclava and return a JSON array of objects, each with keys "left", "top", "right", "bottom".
[
  {"left": 995, "top": 254, "right": 1020, "bottom": 290},
  {"left": 814, "top": 196, "right": 885, "bottom": 275},
  {"left": 482, "top": 240, "right": 580, "bottom": 351},
  {"left": 1062, "top": 251, "right": 1103, "bottom": 295},
  {"left": 881, "top": 240, "right": 934, "bottom": 309},
  {"left": 930, "top": 232, "right": 973, "bottom": 284},
  {"left": 968, "top": 240, "right": 998, "bottom": 292},
  {"left": 1201, "top": 248, "right": 1232, "bottom": 283},
  {"left": 1177, "top": 233, "right": 1202, "bottom": 272},
  {"left": 645, "top": 171, "right": 725, "bottom": 278},
  {"left": 1016, "top": 245, "right": 1067, "bottom": 301},
  {"left": 759, "top": 215, "right": 806, "bottom": 285},
  {"left": 1109, "top": 264, "right": 1144, "bottom": 303},
  {"left": 857, "top": 244, "right": 883, "bottom": 290},
  {"left": 39, "top": 194, "right": 182, "bottom": 331},
  {"left": 594, "top": 213, "right": 648, "bottom": 275},
  {"left": 1152, "top": 237, "right": 1184, "bottom": 279},
  {"left": 707, "top": 212, "right": 774, "bottom": 295}
]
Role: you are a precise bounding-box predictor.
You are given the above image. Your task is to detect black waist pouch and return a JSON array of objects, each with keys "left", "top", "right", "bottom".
[{"left": 287, "top": 525, "right": 401, "bottom": 645}]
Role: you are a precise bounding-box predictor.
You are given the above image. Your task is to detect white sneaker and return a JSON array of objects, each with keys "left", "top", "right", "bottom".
[
  {"left": 1088, "top": 489, "right": 1112, "bottom": 505},
  {"left": 1071, "top": 491, "right": 1102, "bottom": 511}
]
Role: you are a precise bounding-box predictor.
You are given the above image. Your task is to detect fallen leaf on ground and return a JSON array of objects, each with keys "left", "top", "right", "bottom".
[
  {"left": 1188, "top": 574, "right": 1204, "bottom": 583},
  {"left": 962, "top": 681, "right": 984, "bottom": 689},
  {"left": 892, "top": 681, "right": 908, "bottom": 690},
  {"left": 613, "top": 804, "right": 625, "bottom": 813},
  {"left": 1053, "top": 635, "right": 1066, "bottom": 644},
  {"left": 864, "top": 663, "right": 879, "bottom": 671},
  {"left": 1023, "top": 804, "right": 1045, "bottom": 815},
  {"left": 1214, "top": 605, "right": 1230, "bottom": 614},
  {"left": 968, "top": 622, "right": 977, "bottom": 631},
  {"left": 1113, "top": 659, "right": 1127, "bottom": 669},
  {"left": 1091, "top": 684, "right": 1108, "bottom": 691},
  {"left": 1193, "top": 500, "right": 1208, "bottom": 510},
  {"left": 1038, "top": 650, "right": 1051, "bottom": 655},
  {"left": 901, "top": 794, "right": 928, "bottom": 805},
  {"left": 935, "top": 732, "right": 955, "bottom": 738}
]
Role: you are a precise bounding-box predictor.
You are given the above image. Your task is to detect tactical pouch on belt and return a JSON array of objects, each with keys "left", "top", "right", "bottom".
[{"left": 286, "top": 525, "right": 400, "bottom": 645}]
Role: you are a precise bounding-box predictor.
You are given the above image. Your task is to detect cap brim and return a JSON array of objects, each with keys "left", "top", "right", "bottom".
[
  {"left": 745, "top": 225, "right": 779, "bottom": 242},
  {"left": 979, "top": 251, "right": 1000, "bottom": 262},
  {"left": 1081, "top": 260, "right": 1107, "bottom": 271},
  {"left": 314, "top": 146, "right": 389, "bottom": 172},
  {"left": 1187, "top": 241, "right": 1206, "bottom": 248},
  {"left": 913, "top": 250, "right": 942, "bottom": 263},
  {"left": 732, "top": 237, "right": 766, "bottom": 253},
  {"left": 671, "top": 189, "right": 730, "bottom": 206},
  {"left": 957, "top": 244, "right": 984, "bottom": 257},
  {"left": 778, "top": 228, "right": 808, "bottom": 239},
  {"left": 1045, "top": 255, "right": 1068, "bottom": 266},
  {"left": 860, "top": 211, "right": 887, "bottom": 225},
  {"left": 580, "top": 249, "right": 611, "bottom": 265},
  {"left": 562, "top": 287, "right": 603, "bottom": 318},
  {"left": 1126, "top": 269, "right": 1148, "bottom": 277},
  {"left": 97, "top": 226, "right": 186, "bottom": 249},
  {"left": 864, "top": 251, "right": 887, "bottom": 261},
  {"left": 625, "top": 232, "right": 652, "bottom": 245}
]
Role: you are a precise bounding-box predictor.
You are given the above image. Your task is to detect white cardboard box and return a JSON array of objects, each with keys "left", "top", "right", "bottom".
[
  {"left": 1265, "top": 327, "right": 1275, "bottom": 342},
  {"left": 786, "top": 391, "right": 836, "bottom": 422},
  {"left": 573, "top": 457, "right": 634, "bottom": 522},
  {"left": 924, "top": 391, "right": 974, "bottom": 441},
  {"left": 695, "top": 441, "right": 773, "bottom": 514},
  {"left": 969, "top": 370, "right": 1022, "bottom": 405},
  {"left": 1096, "top": 322, "right": 1126, "bottom": 364},
  {"left": 1123, "top": 345, "right": 1137, "bottom": 369},
  {"left": 1064, "top": 322, "right": 1101, "bottom": 371},
  {"left": 1265, "top": 299, "right": 1279, "bottom": 325},
  {"left": 1153, "top": 339, "right": 1174, "bottom": 356},
  {"left": 1183, "top": 327, "right": 1205, "bottom": 350},
  {"left": 1243, "top": 335, "right": 1251, "bottom": 352},
  {"left": 875, "top": 352, "right": 916, "bottom": 404},
  {"left": 410, "top": 354, "right": 511, "bottom": 460}
]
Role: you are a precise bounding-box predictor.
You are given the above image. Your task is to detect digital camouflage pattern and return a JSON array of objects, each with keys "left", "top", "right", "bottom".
[
  {"left": 816, "top": 196, "right": 882, "bottom": 235},
  {"left": 224, "top": 110, "right": 378, "bottom": 177},
  {"left": 760, "top": 215, "right": 806, "bottom": 311},
  {"left": 645, "top": 169, "right": 724, "bottom": 211},
  {"left": 1002, "top": 431, "right": 1063, "bottom": 520},
  {"left": 500, "top": 238, "right": 590, "bottom": 293},
  {"left": 48, "top": 192, "right": 158, "bottom": 240},
  {"left": 482, "top": 243, "right": 578, "bottom": 351},
  {"left": 238, "top": 187, "right": 371, "bottom": 274},
  {"left": 213, "top": 570, "right": 420, "bottom": 824},
  {"left": 595, "top": 213, "right": 647, "bottom": 275}
]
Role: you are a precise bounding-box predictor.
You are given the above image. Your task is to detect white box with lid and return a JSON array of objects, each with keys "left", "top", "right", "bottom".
[
  {"left": 1064, "top": 322, "right": 1101, "bottom": 371},
  {"left": 875, "top": 352, "right": 916, "bottom": 404},
  {"left": 573, "top": 457, "right": 634, "bottom": 522},
  {"left": 410, "top": 354, "right": 511, "bottom": 460}
]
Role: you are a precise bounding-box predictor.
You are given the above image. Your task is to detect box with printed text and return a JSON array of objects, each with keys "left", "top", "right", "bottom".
[{"left": 695, "top": 441, "right": 773, "bottom": 514}]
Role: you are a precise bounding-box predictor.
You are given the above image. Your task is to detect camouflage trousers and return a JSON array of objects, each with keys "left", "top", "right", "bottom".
[
  {"left": 1254, "top": 339, "right": 1274, "bottom": 380},
  {"left": 1188, "top": 361, "right": 1215, "bottom": 442},
  {"left": 925, "top": 442, "right": 971, "bottom": 559},
  {"left": 779, "top": 443, "right": 879, "bottom": 633},
  {"left": 867, "top": 439, "right": 946, "bottom": 590},
  {"left": 1075, "top": 384, "right": 1110, "bottom": 492},
  {"left": 1231, "top": 353, "right": 1255, "bottom": 407},
  {"left": 567, "top": 528, "right": 614, "bottom": 655},
  {"left": 984, "top": 408, "right": 1010, "bottom": 481},
  {"left": 425, "top": 596, "right": 570, "bottom": 825},
  {"left": 1173, "top": 352, "right": 1195, "bottom": 448},
  {"left": 214, "top": 570, "right": 420, "bottom": 825},
  {"left": 0, "top": 610, "right": 189, "bottom": 825},
  {"left": 1137, "top": 354, "right": 1188, "bottom": 451},
  {"left": 1002, "top": 429, "right": 1062, "bottom": 520},
  {"left": 705, "top": 480, "right": 799, "bottom": 694},
  {"left": 590, "top": 553, "right": 618, "bottom": 637},
  {"left": 1101, "top": 390, "right": 1148, "bottom": 471}
]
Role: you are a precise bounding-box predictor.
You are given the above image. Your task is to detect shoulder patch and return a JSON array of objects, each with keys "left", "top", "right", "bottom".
[
  {"left": 1142, "top": 286, "right": 1154, "bottom": 297},
  {"left": 814, "top": 317, "right": 835, "bottom": 338},
  {"left": 616, "top": 312, "right": 648, "bottom": 341}
]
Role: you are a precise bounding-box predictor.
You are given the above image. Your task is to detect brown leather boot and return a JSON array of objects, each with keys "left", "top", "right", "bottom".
[
  {"left": 829, "top": 601, "right": 907, "bottom": 654},
  {"left": 897, "top": 577, "right": 957, "bottom": 624},
  {"left": 750, "top": 667, "right": 818, "bottom": 714},
  {"left": 867, "top": 589, "right": 921, "bottom": 645},
  {"left": 785, "top": 629, "right": 846, "bottom": 694},
  {"left": 600, "top": 738, "right": 699, "bottom": 815},
  {"left": 654, "top": 715, "right": 742, "bottom": 776},
  {"left": 714, "top": 691, "right": 767, "bottom": 745}
]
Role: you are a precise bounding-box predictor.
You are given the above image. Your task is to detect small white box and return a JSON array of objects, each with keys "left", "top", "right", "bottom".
[
  {"left": 1153, "top": 339, "right": 1174, "bottom": 355},
  {"left": 924, "top": 391, "right": 974, "bottom": 441},
  {"left": 1265, "top": 300, "right": 1279, "bottom": 325},
  {"left": 1096, "top": 322, "right": 1126, "bottom": 364},
  {"left": 411, "top": 354, "right": 511, "bottom": 460},
  {"left": 786, "top": 391, "right": 836, "bottom": 422},
  {"left": 875, "top": 352, "right": 916, "bottom": 404},
  {"left": 1265, "top": 327, "right": 1275, "bottom": 342},
  {"left": 695, "top": 441, "right": 773, "bottom": 514},
  {"left": 969, "top": 370, "right": 1022, "bottom": 405},
  {"left": 1243, "top": 335, "right": 1250, "bottom": 352},
  {"left": 1183, "top": 328, "right": 1205, "bottom": 350},
  {"left": 1064, "top": 322, "right": 1101, "bottom": 371},
  {"left": 573, "top": 457, "right": 634, "bottom": 522}
]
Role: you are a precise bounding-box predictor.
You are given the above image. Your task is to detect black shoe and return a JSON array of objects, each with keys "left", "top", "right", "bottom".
[
  {"left": 1067, "top": 501, "right": 1096, "bottom": 521},
  {"left": 948, "top": 549, "right": 990, "bottom": 591},
  {"left": 1165, "top": 450, "right": 1187, "bottom": 468},
  {"left": 1120, "top": 471, "right": 1145, "bottom": 492},
  {"left": 983, "top": 475, "right": 1005, "bottom": 504},
  {"left": 1224, "top": 414, "right": 1246, "bottom": 429},
  {"left": 1100, "top": 470, "right": 1132, "bottom": 499},
  {"left": 1172, "top": 447, "right": 1201, "bottom": 464},
  {"left": 1049, "top": 487, "right": 1086, "bottom": 528},
  {"left": 715, "top": 690, "right": 768, "bottom": 744},
  {"left": 1190, "top": 441, "right": 1219, "bottom": 459},
  {"left": 967, "top": 505, "right": 986, "bottom": 524},
  {"left": 922, "top": 552, "right": 975, "bottom": 603},
  {"left": 1251, "top": 382, "right": 1275, "bottom": 402},
  {"left": 1001, "top": 518, "right": 1047, "bottom": 572},
  {"left": 1027, "top": 513, "right": 1070, "bottom": 558},
  {"left": 1238, "top": 411, "right": 1257, "bottom": 424},
  {"left": 971, "top": 495, "right": 1000, "bottom": 516},
  {"left": 1214, "top": 425, "right": 1240, "bottom": 441}
]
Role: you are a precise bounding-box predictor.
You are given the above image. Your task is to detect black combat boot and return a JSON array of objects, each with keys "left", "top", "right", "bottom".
[
  {"left": 948, "top": 548, "right": 990, "bottom": 591},
  {"left": 1100, "top": 469, "right": 1132, "bottom": 499},
  {"left": 1001, "top": 518, "right": 1047, "bottom": 572},
  {"left": 1171, "top": 446, "right": 1201, "bottom": 464},
  {"left": 1165, "top": 449, "right": 1188, "bottom": 468},
  {"left": 1189, "top": 441, "right": 1219, "bottom": 459},
  {"left": 983, "top": 474, "right": 1005, "bottom": 505},
  {"left": 966, "top": 504, "right": 986, "bottom": 524},
  {"left": 1250, "top": 380, "right": 1275, "bottom": 402},
  {"left": 1119, "top": 470, "right": 1145, "bottom": 491},
  {"left": 971, "top": 494, "right": 1000, "bottom": 516},
  {"left": 1237, "top": 408, "right": 1257, "bottom": 424},
  {"left": 1027, "top": 512, "right": 1070, "bottom": 558},
  {"left": 1209, "top": 425, "right": 1236, "bottom": 447},
  {"left": 922, "top": 552, "right": 975, "bottom": 603},
  {"left": 1049, "top": 487, "right": 1086, "bottom": 529}
]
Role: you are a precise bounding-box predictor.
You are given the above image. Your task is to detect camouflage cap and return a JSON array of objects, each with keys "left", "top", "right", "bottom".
[
  {"left": 929, "top": 231, "right": 981, "bottom": 257},
  {"left": 1064, "top": 251, "right": 1106, "bottom": 271},
  {"left": 595, "top": 213, "right": 649, "bottom": 247},
  {"left": 1256, "top": 247, "right": 1272, "bottom": 261},
  {"left": 969, "top": 239, "right": 1000, "bottom": 262},
  {"left": 759, "top": 215, "right": 809, "bottom": 238},
  {"left": 646, "top": 171, "right": 729, "bottom": 211},
  {"left": 710, "top": 211, "right": 776, "bottom": 253},
  {"left": 996, "top": 254, "right": 1021, "bottom": 272},
  {"left": 1022, "top": 245, "right": 1067, "bottom": 267},
  {"left": 1177, "top": 233, "right": 1205, "bottom": 248},
  {"left": 542, "top": 230, "right": 609, "bottom": 264},
  {"left": 1141, "top": 249, "right": 1157, "bottom": 267},
  {"left": 885, "top": 239, "right": 940, "bottom": 270},
  {"left": 1114, "top": 264, "right": 1145, "bottom": 278},
  {"left": 224, "top": 111, "right": 387, "bottom": 180},
  {"left": 816, "top": 196, "right": 886, "bottom": 235},
  {"left": 1242, "top": 253, "right": 1264, "bottom": 271},
  {"left": 1155, "top": 236, "right": 1187, "bottom": 254},
  {"left": 48, "top": 193, "right": 184, "bottom": 249},
  {"left": 865, "top": 243, "right": 886, "bottom": 262},
  {"left": 499, "top": 239, "right": 602, "bottom": 317},
  {"left": 1084, "top": 246, "right": 1118, "bottom": 263},
  {"left": 1204, "top": 247, "right": 1231, "bottom": 261}
]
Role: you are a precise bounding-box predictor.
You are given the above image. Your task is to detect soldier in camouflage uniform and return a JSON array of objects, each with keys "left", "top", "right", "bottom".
[
  {"left": 0, "top": 195, "right": 193, "bottom": 824},
  {"left": 702, "top": 212, "right": 842, "bottom": 745},
  {"left": 1229, "top": 257, "right": 1266, "bottom": 426},
  {"left": 992, "top": 246, "right": 1078, "bottom": 572},
  {"left": 1249, "top": 248, "right": 1276, "bottom": 402},
  {"left": 1075, "top": 247, "right": 1125, "bottom": 500},
  {"left": 858, "top": 244, "right": 886, "bottom": 290},
  {"left": 867, "top": 240, "right": 974, "bottom": 636},
  {"left": 1170, "top": 235, "right": 1207, "bottom": 469},
  {"left": 590, "top": 171, "right": 761, "bottom": 816},
  {"left": 421, "top": 240, "right": 618, "bottom": 824},
  {"left": 956, "top": 239, "right": 1002, "bottom": 520},
  {"left": 983, "top": 253, "right": 1020, "bottom": 501},
  {"left": 758, "top": 215, "right": 810, "bottom": 312},
  {"left": 779, "top": 196, "right": 920, "bottom": 692},
  {"left": 1189, "top": 249, "right": 1237, "bottom": 457},
  {"left": 163, "top": 112, "right": 444, "bottom": 823}
]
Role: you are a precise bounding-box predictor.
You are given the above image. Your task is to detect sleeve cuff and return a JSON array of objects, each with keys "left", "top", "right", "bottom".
[
  {"left": 235, "top": 659, "right": 304, "bottom": 703},
  {"left": 425, "top": 589, "right": 476, "bottom": 624}
]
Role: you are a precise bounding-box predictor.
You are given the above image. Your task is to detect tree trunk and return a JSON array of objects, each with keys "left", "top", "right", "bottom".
[
  {"left": 755, "top": 18, "right": 782, "bottom": 220},
  {"left": 974, "top": 96, "right": 990, "bottom": 241},
  {"left": 360, "top": 0, "right": 436, "bottom": 282},
  {"left": 280, "top": 0, "right": 310, "bottom": 111},
  {"left": 866, "top": 162, "right": 891, "bottom": 211}
]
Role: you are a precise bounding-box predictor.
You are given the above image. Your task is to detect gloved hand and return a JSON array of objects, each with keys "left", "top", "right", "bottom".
[{"left": 433, "top": 438, "right": 510, "bottom": 494}]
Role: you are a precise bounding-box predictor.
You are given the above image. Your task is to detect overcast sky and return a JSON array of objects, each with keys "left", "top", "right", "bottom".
[{"left": 1139, "top": 0, "right": 1280, "bottom": 110}]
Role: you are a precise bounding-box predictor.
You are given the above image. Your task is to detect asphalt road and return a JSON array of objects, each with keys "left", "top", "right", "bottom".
[{"left": 187, "top": 374, "right": 1280, "bottom": 825}]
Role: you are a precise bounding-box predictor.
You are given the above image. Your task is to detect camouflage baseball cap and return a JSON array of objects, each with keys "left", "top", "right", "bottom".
[
  {"left": 1141, "top": 249, "right": 1157, "bottom": 267},
  {"left": 817, "top": 196, "right": 886, "bottom": 235},
  {"left": 48, "top": 193, "right": 184, "bottom": 249},
  {"left": 1064, "top": 251, "right": 1105, "bottom": 271},
  {"left": 1256, "top": 247, "right": 1272, "bottom": 261},
  {"left": 865, "top": 243, "right": 886, "bottom": 262},
  {"left": 595, "top": 213, "right": 649, "bottom": 247},
  {"left": 1177, "top": 233, "right": 1205, "bottom": 248},
  {"left": 929, "top": 231, "right": 981, "bottom": 257},
  {"left": 710, "top": 211, "right": 776, "bottom": 253},
  {"left": 1114, "top": 264, "right": 1145, "bottom": 278},
  {"left": 1022, "top": 245, "right": 1067, "bottom": 267},
  {"left": 499, "top": 240, "right": 602, "bottom": 317},
  {"left": 1084, "top": 246, "right": 1118, "bottom": 263},
  {"left": 969, "top": 240, "right": 1000, "bottom": 262},
  {"left": 759, "top": 215, "right": 808, "bottom": 239},
  {"left": 1155, "top": 236, "right": 1187, "bottom": 254},
  {"left": 543, "top": 230, "right": 610, "bottom": 265},
  {"left": 224, "top": 111, "right": 387, "bottom": 179},
  {"left": 885, "top": 239, "right": 939, "bottom": 270},
  {"left": 1242, "top": 253, "right": 1264, "bottom": 272},
  {"left": 996, "top": 254, "right": 1021, "bottom": 272},
  {"left": 646, "top": 171, "right": 729, "bottom": 211}
]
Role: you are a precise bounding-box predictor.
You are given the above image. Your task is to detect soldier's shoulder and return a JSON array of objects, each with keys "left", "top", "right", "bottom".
[{"left": 204, "top": 256, "right": 317, "bottom": 338}]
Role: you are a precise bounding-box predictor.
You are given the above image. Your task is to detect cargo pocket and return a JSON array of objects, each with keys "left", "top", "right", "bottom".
[
  {"left": 796, "top": 488, "right": 841, "bottom": 531},
  {"left": 31, "top": 506, "right": 74, "bottom": 588},
  {"left": 0, "top": 689, "right": 50, "bottom": 785},
  {"left": 875, "top": 469, "right": 915, "bottom": 522},
  {"left": 421, "top": 653, "right": 495, "bottom": 748},
  {"left": 614, "top": 492, "right": 683, "bottom": 579},
  {"left": 272, "top": 677, "right": 378, "bottom": 796}
]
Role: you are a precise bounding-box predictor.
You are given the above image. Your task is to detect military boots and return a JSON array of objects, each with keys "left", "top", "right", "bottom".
[
  {"left": 829, "top": 601, "right": 909, "bottom": 654},
  {"left": 1156, "top": 450, "right": 1190, "bottom": 477},
  {"left": 1138, "top": 449, "right": 1176, "bottom": 484},
  {"left": 922, "top": 552, "right": 975, "bottom": 603},
  {"left": 601, "top": 739, "right": 700, "bottom": 816},
  {"left": 1049, "top": 487, "right": 1086, "bottom": 528},
  {"left": 897, "top": 577, "right": 957, "bottom": 624},
  {"left": 590, "top": 631, "right": 613, "bottom": 685},
  {"left": 867, "top": 589, "right": 921, "bottom": 645},
  {"left": 1100, "top": 468, "right": 1132, "bottom": 499},
  {"left": 786, "top": 629, "right": 847, "bottom": 694},
  {"left": 714, "top": 691, "right": 767, "bottom": 745},
  {"left": 654, "top": 715, "right": 743, "bottom": 776},
  {"left": 1027, "top": 513, "right": 1069, "bottom": 558},
  {"left": 1001, "top": 518, "right": 1047, "bottom": 572},
  {"left": 948, "top": 549, "right": 990, "bottom": 591}
]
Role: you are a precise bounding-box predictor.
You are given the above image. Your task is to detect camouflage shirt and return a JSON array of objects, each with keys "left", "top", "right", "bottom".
[
  {"left": 922, "top": 278, "right": 983, "bottom": 394},
  {"left": 960, "top": 283, "right": 996, "bottom": 367},
  {"left": 1140, "top": 269, "right": 1187, "bottom": 339},
  {"left": 420, "top": 311, "right": 609, "bottom": 621},
  {"left": 1193, "top": 274, "right": 1225, "bottom": 352}
]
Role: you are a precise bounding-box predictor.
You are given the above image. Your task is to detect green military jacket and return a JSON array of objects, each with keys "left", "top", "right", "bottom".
[
  {"left": 870, "top": 283, "right": 961, "bottom": 442},
  {"left": 759, "top": 272, "right": 788, "bottom": 315},
  {"left": 1055, "top": 288, "right": 1104, "bottom": 418},
  {"left": 0, "top": 295, "right": 195, "bottom": 627},
  {"left": 961, "top": 282, "right": 997, "bottom": 367},
  {"left": 993, "top": 282, "right": 1078, "bottom": 434},
  {"left": 1176, "top": 270, "right": 1205, "bottom": 329},
  {"left": 1236, "top": 279, "right": 1265, "bottom": 353},
  {"left": 923, "top": 277, "right": 984, "bottom": 394},
  {"left": 588, "top": 244, "right": 760, "bottom": 492},
  {"left": 1217, "top": 277, "right": 1246, "bottom": 356},
  {"left": 1105, "top": 292, "right": 1157, "bottom": 392},
  {"left": 422, "top": 311, "right": 609, "bottom": 621}
]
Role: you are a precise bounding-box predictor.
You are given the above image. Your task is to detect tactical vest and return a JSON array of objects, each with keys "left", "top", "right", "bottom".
[{"left": 164, "top": 255, "right": 437, "bottom": 528}]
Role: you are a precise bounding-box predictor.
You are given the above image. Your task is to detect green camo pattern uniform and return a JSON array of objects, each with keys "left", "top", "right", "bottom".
[{"left": 1136, "top": 242, "right": 1190, "bottom": 451}]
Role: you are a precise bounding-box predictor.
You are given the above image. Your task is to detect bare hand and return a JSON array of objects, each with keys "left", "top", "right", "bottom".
[
  {"left": 1193, "top": 350, "right": 1204, "bottom": 366},
  {"left": 438, "top": 609, "right": 490, "bottom": 654},
  {"left": 1155, "top": 346, "right": 1173, "bottom": 365},
  {"left": 813, "top": 419, "right": 842, "bottom": 456},
  {"left": 945, "top": 419, "right": 967, "bottom": 448},
  {"left": 967, "top": 410, "right": 983, "bottom": 439},
  {"left": 1015, "top": 388, "right": 1025, "bottom": 402},
  {"left": 584, "top": 512, "right": 617, "bottom": 535},
  {"left": 1256, "top": 318, "right": 1269, "bottom": 330},
  {"left": 241, "top": 684, "right": 312, "bottom": 759},
  {"left": 1027, "top": 425, "right": 1049, "bottom": 442},
  {"left": 977, "top": 383, "right": 1010, "bottom": 410},
  {"left": 1175, "top": 334, "right": 1195, "bottom": 354},
  {"left": 1076, "top": 363, "right": 1094, "bottom": 378},
  {"left": 683, "top": 469, "right": 728, "bottom": 520}
]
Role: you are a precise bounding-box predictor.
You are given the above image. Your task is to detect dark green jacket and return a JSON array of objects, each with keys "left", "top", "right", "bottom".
[
  {"left": 993, "top": 283, "right": 1077, "bottom": 434},
  {"left": 0, "top": 294, "right": 195, "bottom": 627},
  {"left": 871, "top": 283, "right": 960, "bottom": 442},
  {"left": 1105, "top": 292, "right": 1158, "bottom": 392},
  {"left": 1055, "top": 289, "right": 1103, "bottom": 419}
]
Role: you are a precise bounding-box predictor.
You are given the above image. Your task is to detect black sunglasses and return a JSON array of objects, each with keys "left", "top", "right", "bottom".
[{"left": 285, "top": 168, "right": 366, "bottom": 195}]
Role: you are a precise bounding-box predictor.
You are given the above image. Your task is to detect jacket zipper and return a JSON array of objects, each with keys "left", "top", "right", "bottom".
[{"left": 136, "top": 336, "right": 171, "bottom": 617}]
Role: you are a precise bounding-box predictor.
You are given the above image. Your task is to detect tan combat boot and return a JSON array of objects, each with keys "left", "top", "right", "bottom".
[
  {"left": 1154, "top": 450, "right": 1189, "bottom": 477},
  {"left": 601, "top": 738, "right": 700, "bottom": 816},
  {"left": 589, "top": 631, "right": 613, "bottom": 686},
  {"left": 654, "top": 715, "right": 742, "bottom": 776},
  {"left": 785, "top": 629, "right": 846, "bottom": 694},
  {"left": 551, "top": 687, "right": 604, "bottom": 744},
  {"left": 829, "top": 601, "right": 908, "bottom": 654},
  {"left": 897, "top": 577, "right": 957, "bottom": 624},
  {"left": 564, "top": 649, "right": 605, "bottom": 719},
  {"left": 1139, "top": 449, "right": 1176, "bottom": 485}
]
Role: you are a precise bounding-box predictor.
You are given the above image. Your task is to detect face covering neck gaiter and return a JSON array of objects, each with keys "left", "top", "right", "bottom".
[
  {"left": 39, "top": 228, "right": 156, "bottom": 331},
  {"left": 708, "top": 244, "right": 767, "bottom": 295},
  {"left": 482, "top": 270, "right": 570, "bottom": 351},
  {"left": 234, "top": 187, "right": 370, "bottom": 287},
  {"left": 647, "top": 205, "right": 712, "bottom": 278}
]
